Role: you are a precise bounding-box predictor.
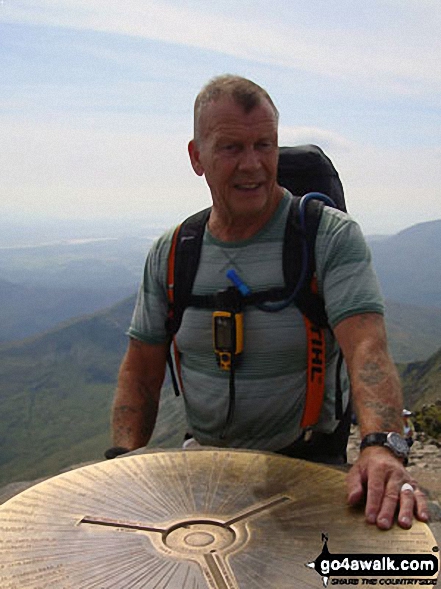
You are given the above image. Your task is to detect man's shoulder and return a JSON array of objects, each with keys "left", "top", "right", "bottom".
[
  {"left": 318, "top": 205, "right": 362, "bottom": 238},
  {"left": 149, "top": 225, "right": 177, "bottom": 255}
]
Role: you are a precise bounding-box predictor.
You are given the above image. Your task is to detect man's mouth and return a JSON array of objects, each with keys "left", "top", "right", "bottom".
[{"left": 234, "top": 182, "right": 264, "bottom": 191}]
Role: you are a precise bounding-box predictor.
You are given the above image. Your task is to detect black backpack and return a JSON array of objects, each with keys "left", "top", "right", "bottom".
[{"left": 277, "top": 145, "right": 346, "bottom": 213}]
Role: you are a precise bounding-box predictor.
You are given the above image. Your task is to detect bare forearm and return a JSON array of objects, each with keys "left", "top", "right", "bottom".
[
  {"left": 350, "top": 347, "right": 403, "bottom": 436},
  {"left": 112, "top": 381, "right": 160, "bottom": 450},
  {"left": 112, "top": 340, "right": 166, "bottom": 450},
  {"left": 335, "top": 313, "right": 404, "bottom": 437}
]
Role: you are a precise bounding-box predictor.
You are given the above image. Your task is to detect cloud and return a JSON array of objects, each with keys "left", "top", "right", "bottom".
[{"left": 3, "top": 0, "right": 440, "bottom": 98}]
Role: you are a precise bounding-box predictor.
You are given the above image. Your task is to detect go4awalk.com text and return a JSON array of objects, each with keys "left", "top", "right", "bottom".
[{"left": 306, "top": 535, "right": 438, "bottom": 587}]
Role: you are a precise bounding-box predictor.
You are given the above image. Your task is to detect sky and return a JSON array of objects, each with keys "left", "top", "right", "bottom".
[{"left": 1, "top": 0, "right": 440, "bottom": 235}]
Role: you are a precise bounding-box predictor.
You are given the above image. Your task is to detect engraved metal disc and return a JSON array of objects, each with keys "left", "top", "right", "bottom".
[{"left": 0, "top": 449, "right": 438, "bottom": 588}]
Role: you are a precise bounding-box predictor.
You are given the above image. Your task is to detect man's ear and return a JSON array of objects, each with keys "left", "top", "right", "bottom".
[{"left": 188, "top": 139, "right": 204, "bottom": 177}]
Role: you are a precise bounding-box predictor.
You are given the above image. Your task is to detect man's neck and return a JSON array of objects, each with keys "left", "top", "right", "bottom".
[{"left": 208, "top": 189, "right": 284, "bottom": 242}]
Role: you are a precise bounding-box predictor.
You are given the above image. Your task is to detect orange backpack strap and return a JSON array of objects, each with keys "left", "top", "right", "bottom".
[
  {"left": 300, "top": 317, "right": 326, "bottom": 427},
  {"left": 300, "top": 275, "right": 326, "bottom": 428},
  {"left": 165, "top": 208, "right": 212, "bottom": 397},
  {"left": 166, "top": 224, "right": 185, "bottom": 395}
]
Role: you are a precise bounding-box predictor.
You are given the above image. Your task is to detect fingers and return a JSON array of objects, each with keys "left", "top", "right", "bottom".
[
  {"left": 396, "top": 483, "right": 416, "bottom": 529},
  {"left": 346, "top": 464, "right": 366, "bottom": 507},
  {"left": 365, "top": 465, "right": 399, "bottom": 528},
  {"left": 347, "top": 451, "right": 430, "bottom": 530}
]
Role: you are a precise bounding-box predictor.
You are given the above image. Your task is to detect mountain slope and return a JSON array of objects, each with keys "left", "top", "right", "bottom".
[
  {"left": 0, "top": 277, "right": 135, "bottom": 343},
  {"left": 400, "top": 346, "right": 441, "bottom": 410},
  {"left": 385, "top": 300, "right": 441, "bottom": 362},
  {"left": 369, "top": 219, "right": 441, "bottom": 307},
  {"left": 0, "top": 234, "right": 154, "bottom": 343},
  {"left": 0, "top": 295, "right": 185, "bottom": 486}
]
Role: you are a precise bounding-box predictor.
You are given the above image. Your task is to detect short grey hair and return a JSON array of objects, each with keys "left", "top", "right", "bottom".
[{"left": 193, "top": 74, "right": 279, "bottom": 143}]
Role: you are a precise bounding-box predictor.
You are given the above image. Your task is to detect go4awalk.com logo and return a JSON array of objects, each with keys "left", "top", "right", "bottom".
[{"left": 306, "top": 534, "right": 439, "bottom": 587}]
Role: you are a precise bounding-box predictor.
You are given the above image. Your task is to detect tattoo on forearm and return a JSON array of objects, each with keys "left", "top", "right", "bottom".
[
  {"left": 359, "top": 361, "right": 387, "bottom": 386},
  {"left": 115, "top": 424, "right": 132, "bottom": 437},
  {"left": 113, "top": 390, "right": 160, "bottom": 447}
]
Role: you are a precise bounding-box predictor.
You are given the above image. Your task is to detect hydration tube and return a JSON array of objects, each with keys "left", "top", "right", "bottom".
[{"left": 256, "top": 192, "right": 336, "bottom": 312}]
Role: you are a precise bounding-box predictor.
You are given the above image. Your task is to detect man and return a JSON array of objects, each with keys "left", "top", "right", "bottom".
[
  {"left": 403, "top": 409, "right": 415, "bottom": 447},
  {"left": 111, "top": 75, "right": 428, "bottom": 530}
]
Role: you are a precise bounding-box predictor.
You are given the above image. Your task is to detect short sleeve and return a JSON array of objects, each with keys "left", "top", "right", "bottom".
[
  {"left": 315, "top": 208, "right": 385, "bottom": 329},
  {"left": 128, "top": 228, "right": 175, "bottom": 344}
]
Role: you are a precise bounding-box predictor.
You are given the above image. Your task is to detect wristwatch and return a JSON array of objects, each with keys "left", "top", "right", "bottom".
[{"left": 360, "top": 432, "right": 410, "bottom": 462}]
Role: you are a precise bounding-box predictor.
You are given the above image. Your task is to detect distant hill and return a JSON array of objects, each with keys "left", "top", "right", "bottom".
[
  {"left": 0, "top": 236, "right": 152, "bottom": 289},
  {"left": 400, "top": 346, "right": 441, "bottom": 410},
  {"left": 0, "top": 295, "right": 185, "bottom": 487},
  {"left": 0, "top": 277, "right": 135, "bottom": 343},
  {"left": 385, "top": 300, "right": 441, "bottom": 362},
  {"left": 0, "top": 235, "right": 153, "bottom": 343},
  {"left": 369, "top": 219, "right": 441, "bottom": 308}
]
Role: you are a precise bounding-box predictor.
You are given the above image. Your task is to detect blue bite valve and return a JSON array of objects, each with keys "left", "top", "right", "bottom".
[{"left": 226, "top": 269, "right": 250, "bottom": 296}]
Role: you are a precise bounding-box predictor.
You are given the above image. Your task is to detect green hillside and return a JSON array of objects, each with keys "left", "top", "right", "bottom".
[
  {"left": 400, "top": 347, "right": 441, "bottom": 440},
  {"left": 385, "top": 300, "right": 441, "bottom": 362},
  {"left": 0, "top": 296, "right": 185, "bottom": 486},
  {"left": 400, "top": 346, "right": 441, "bottom": 410},
  {"left": 0, "top": 277, "right": 135, "bottom": 343}
]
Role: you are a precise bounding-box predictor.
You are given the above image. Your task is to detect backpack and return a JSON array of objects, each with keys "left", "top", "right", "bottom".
[{"left": 166, "top": 144, "right": 347, "bottom": 431}]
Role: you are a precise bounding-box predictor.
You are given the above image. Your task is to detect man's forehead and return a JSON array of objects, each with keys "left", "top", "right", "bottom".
[{"left": 199, "top": 96, "right": 278, "bottom": 139}]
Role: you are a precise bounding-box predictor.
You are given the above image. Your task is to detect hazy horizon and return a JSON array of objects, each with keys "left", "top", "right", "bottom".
[{"left": 1, "top": 213, "right": 441, "bottom": 250}]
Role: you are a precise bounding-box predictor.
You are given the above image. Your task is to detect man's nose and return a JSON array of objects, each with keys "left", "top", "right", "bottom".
[{"left": 238, "top": 147, "right": 261, "bottom": 171}]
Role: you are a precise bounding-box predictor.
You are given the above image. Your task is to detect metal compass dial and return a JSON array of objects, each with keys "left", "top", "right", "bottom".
[{"left": 0, "top": 449, "right": 437, "bottom": 588}]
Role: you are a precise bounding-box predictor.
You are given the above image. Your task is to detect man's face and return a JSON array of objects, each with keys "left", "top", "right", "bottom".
[{"left": 188, "top": 96, "right": 280, "bottom": 222}]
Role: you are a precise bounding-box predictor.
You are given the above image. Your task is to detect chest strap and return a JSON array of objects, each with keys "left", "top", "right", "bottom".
[{"left": 167, "top": 233, "right": 326, "bottom": 428}]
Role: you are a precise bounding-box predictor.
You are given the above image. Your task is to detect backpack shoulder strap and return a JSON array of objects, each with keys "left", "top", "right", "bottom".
[
  {"left": 166, "top": 207, "right": 211, "bottom": 336},
  {"left": 283, "top": 196, "right": 328, "bottom": 328}
]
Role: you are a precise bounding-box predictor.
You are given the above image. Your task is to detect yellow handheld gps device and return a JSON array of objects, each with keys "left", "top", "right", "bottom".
[
  {"left": 212, "top": 287, "right": 244, "bottom": 371},
  {"left": 213, "top": 311, "right": 244, "bottom": 370}
]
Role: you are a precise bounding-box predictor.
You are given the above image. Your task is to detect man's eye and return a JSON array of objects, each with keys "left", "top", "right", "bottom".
[
  {"left": 220, "top": 144, "right": 240, "bottom": 154},
  {"left": 257, "top": 141, "right": 273, "bottom": 151}
]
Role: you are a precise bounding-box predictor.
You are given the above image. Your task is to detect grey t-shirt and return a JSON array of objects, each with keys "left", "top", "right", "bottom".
[{"left": 129, "top": 192, "right": 384, "bottom": 450}]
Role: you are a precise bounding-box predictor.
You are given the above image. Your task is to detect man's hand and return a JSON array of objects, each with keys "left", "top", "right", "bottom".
[{"left": 347, "top": 446, "right": 429, "bottom": 529}]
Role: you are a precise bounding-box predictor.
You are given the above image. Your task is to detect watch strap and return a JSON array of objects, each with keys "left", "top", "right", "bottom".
[
  {"left": 359, "top": 431, "right": 409, "bottom": 464},
  {"left": 360, "top": 432, "right": 388, "bottom": 451}
]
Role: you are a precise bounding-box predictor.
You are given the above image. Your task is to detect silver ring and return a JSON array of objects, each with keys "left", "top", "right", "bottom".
[{"left": 401, "top": 483, "right": 414, "bottom": 493}]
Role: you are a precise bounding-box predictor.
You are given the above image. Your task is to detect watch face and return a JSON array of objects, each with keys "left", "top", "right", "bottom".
[{"left": 386, "top": 432, "right": 409, "bottom": 457}]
